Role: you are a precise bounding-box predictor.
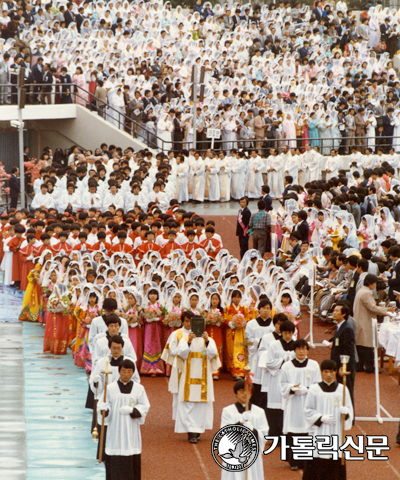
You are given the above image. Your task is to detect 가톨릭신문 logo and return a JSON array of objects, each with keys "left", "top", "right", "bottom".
[{"left": 211, "top": 424, "right": 259, "bottom": 472}]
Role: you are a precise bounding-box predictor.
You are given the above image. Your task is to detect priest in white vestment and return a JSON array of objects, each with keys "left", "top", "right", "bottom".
[{"left": 175, "top": 330, "right": 221, "bottom": 442}]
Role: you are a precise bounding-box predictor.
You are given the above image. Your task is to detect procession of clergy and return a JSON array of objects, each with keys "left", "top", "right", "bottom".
[{"left": 3, "top": 159, "right": 373, "bottom": 480}]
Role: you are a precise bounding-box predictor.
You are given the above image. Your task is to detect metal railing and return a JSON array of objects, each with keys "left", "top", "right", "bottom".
[
  {"left": 135, "top": 134, "right": 400, "bottom": 155},
  {"left": 0, "top": 82, "right": 158, "bottom": 148},
  {"left": 1, "top": 83, "right": 399, "bottom": 154}
]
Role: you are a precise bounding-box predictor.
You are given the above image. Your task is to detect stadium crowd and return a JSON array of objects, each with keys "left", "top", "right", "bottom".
[
  {"left": 1, "top": 1, "right": 400, "bottom": 478},
  {"left": 2, "top": 1, "right": 400, "bottom": 153}
]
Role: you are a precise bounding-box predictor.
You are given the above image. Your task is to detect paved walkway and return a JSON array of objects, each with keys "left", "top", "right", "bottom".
[
  {"left": 0, "top": 283, "right": 103, "bottom": 480},
  {"left": 0, "top": 322, "right": 26, "bottom": 480},
  {"left": 23, "top": 322, "right": 103, "bottom": 480}
]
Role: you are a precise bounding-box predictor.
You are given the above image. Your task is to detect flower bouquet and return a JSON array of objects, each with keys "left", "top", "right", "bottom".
[
  {"left": 162, "top": 308, "right": 182, "bottom": 328},
  {"left": 143, "top": 302, "right": 165, "bottom": 322},
  {"left": 284, "top": 306, "right": 301, "bottom": 327},
  {"left": 48, "top": 295, "right": 70, "bottom": 314},
  {"left": 83, "top": 307, "right": 100, "bottom": 325},
  {"left": 231, "top": 312, "right": 246, "bottom": 329},
  {"left": 123, "top": 307, "right": 144, "bottom": 327},
  {"left": 206, "top": 310, "right": 223, "bottom": 327}
]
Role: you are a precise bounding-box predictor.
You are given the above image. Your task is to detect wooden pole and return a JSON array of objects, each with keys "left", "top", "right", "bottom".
[{"left": 99, "top": 357, "right": 111, "bottom": 463}]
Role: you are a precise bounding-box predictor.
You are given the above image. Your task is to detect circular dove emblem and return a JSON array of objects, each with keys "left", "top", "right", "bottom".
[{"left": 211, "top": 424, "right": 259, "bottom": 472}]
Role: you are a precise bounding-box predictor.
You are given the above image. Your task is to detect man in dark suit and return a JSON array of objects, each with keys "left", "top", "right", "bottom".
[
  {"left": 76, "top": 6, "right": 86, "bottom": 33},
  {"left": 383, "top": 107, "right": 395, "bottom": 151},
  {"left": 173, "top": 111, "right": 184, "bottom": 153},
  {"left": 232, "top": 8, "right": 242, "bottom": 28},
  {"left": 291, "top": 210, "right": 309, "bottom": 242},
  {"left": 283, "top": 175, "right": 293, "bottom": 197},
  {"left": 387, "top": 246, "right": 400, "bottom": 303},
  {"left": 312, "top": 1, "right": 322, "bottom": 20},
  {"left": 31, "top": 57, "right": 44, "bottom": 104},
  {"left": 40, "top": 63, "right": 53, "bottom": 104},
  {"left": 265, "top": 26, "right": 280, "bottom": 46},
  {"left": 236, "top": 197, "right": 251, "bottom": 259},
  {"left": 8, "top": 167, "right": 20, "bottom": 210},
  {"left": 330, "top": 302, "right": 356, "bottom": 410},
  {"left": 261, "top": 185, "right": 273, "bottom": 211},
  {"left": 9, "top": 54, "right": 23, "bottom": 105},
  {"left": 64, "top": 3, "right": 76, "bottom": 27}
]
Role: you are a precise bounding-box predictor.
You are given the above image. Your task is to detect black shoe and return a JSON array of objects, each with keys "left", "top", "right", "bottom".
[
  {"left": 356, "top": 368, "right": 365, "bottom": 373},
  {"left": 189, "top": 437, "right": 198, "bottom": 444}
]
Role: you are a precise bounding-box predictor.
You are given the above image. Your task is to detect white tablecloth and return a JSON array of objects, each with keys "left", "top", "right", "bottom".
[{"left": 378, "top": 321, "right": 400, "bottom": 361}]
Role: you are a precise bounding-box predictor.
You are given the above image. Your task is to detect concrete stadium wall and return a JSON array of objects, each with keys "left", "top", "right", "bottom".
[{"left": 0, "top": 104, "right": 149, "bottom": 159}]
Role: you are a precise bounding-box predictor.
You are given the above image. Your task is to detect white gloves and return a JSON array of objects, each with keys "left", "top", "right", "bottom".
[
  {"left": 321, "top": 415, "right": 335, "bottom": 426},
  {"left": 98, "top": 401, "right": 108, "bottom": 412},
  {"left": 243, "top": 420, "right": 253, "bottom": 431},
  {"left": 340, "top": 406, "right": 350, "bottom": 415},
  {"left": 242, "top": 411, "right": 251, "bottom": 422},
  {"left": 228, "top": 321, "right": 235, "bottom": 329},
  {"left": 294, "top": 385, "right": 308, "bottom": 395},
  {"left": 120, "top": 405, "right": 133, "bottom": 415},
  {"left": 283, "top": 353, "right": 292, "bottom": 362}
]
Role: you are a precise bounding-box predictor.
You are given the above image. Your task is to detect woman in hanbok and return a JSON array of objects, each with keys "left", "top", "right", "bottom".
[
  {"left": 366, "top": 110, "right": 377, "bottom": 151},
  {"left": 40, "top": 266, "right": 58, "bottom": 324},
  {"left": 121, "top": 290, "right": 144, "bottom": 371},
  {"left": 19, "top": 249, "right": 52, "bottom": 323},
  {"left": 223, "top": 289, "right": 249, "bottom": 380},
  {"left": 357, "top": 215, "right": 375, "bottom": 249},
  {"left": 74, "top": 289, "right": 102, "bottom": 372},
  {"left": 343, "top": 222, "right": 359, "bottom": 250},
  {"left": 157, "top": 112, "right": 174, "bottom": 151},
  {"left": 140, "top": 288, "right": 165, "bottom": 376},
  {"left": 274, "top": 288, "right": 301, "bottom": 337},
  {"left": 376, "top": 207, "right": 395, "bottom": 243},
  {"left": 307, "top": 112, "right": 319, "bottom": 148},
  {"left": 72, "top": 66, "right": 88, "bottom": 106},
  {"left": 318, "top": 115, "right": 333, "bottom": 155},
  {"left": 281, "top": 113, "right": 297, "bottom": 149},
  {"left": 205, "top": 291, "right": 224, "bottom": 379},
  {"left": 43, "top": 284, "right": 70, "bottom": 355}
]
